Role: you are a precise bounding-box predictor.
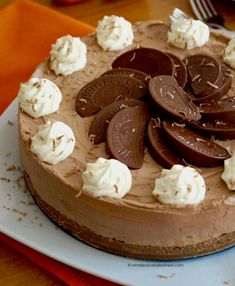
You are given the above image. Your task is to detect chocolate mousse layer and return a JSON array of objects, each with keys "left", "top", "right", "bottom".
[{"left": 18, "top": 21, "right": 235, "bottom": 259}]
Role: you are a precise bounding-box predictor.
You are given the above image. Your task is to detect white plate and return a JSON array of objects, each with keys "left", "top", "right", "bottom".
[{"left": 0, "top": 99, "right": 235, "bottom": 286}]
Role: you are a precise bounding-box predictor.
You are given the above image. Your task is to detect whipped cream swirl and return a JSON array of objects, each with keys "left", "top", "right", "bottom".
[
  {"left": 18, "top": 78, "right": 62, "bottom": 118},
  {"left": 96, "top": 15, "right": 134, "bottom": 51},
  {"left": 222, "top": 152, "right": 235, "bottom": 190},
  {"left": 50, "top": 35, "right": 87, "bottom": 76},
  {"left": 168, "top": 18, "right": 209, "bottom": 49},
  {"left": 82, "top": 158, "right": 132, "bottom": 198},
  {"left": 223, "top": 38, "right": 235, "bottom": 69},
  {"left": 153, "top": 165, "right": 206, "bottom": 205},
  {"left": 30, "top": 121, "right": 75, "bottom": 165}
]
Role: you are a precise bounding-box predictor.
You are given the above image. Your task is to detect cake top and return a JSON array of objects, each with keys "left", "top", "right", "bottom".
[{"left": 18, "top": 18, "right": 235, "bottom": 210}]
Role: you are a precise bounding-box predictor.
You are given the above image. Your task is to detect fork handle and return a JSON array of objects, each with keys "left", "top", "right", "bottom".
[{"left": 211, "top": 28, "right": 235, "bottom": 39}]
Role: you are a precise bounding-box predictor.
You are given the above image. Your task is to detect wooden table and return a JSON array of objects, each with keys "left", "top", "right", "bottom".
[{"left": 0, "top": 0, "right": 234, "bottom": 285}]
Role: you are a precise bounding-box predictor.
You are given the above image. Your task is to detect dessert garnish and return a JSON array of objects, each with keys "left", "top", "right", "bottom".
[
  {"left": 223, "top": 38, "right": 235, "bottom": 69},
  {"left": 192, "top": 120, "right": 235, "bottom": 140},
  {"left": 89, "top": 99, "right": 146, "bottom": 144},
  {"left": 100, "top": 67, "right": 149, "bottom": 88},
  {"left": 199, "top": 97, "right": 235, "bottom": 122},
  {"left": 153, "top": 164, "right": 206, "bottom": 205},
  {"left": 147, "top": 118, "right": 184, "bottom": 168},
  {"left": 167, "top": 18, "right": 209, "bottom": 49},
  {"left": 112, "top": 48, "right": 174, "bottom": 77},
  {"left": 49, "top": 35, "right": 87, "bottom": 76},
  {"left": 18, "top": 78, "right": 62, "bottom": 118},
  {"left": 96, "top": 15, "right": 134, "bottom": 51},
  {"left": 30, "top": 121, "right": 75, "bottom": 164},
  {"left": 76, "top": 75, "right": 147, "bottom": 117},
  {"left": 184, "top": 54, "right": 222, "bottom": 97},
  {"left": 221, "top": 152, "right": 235, "bottom": 190},
  {"left": 106, "top": 106, "right": 148, "bottom": 169},
  {"left": 192, "top": 66, "right": 232, "bottom": 104},
  {"left": 166, "top": 52, "right": 188, "bottom": 88},
  {"left": 162, "top": 121, "right": 230, "bottom": 167},
  {"left": 148, "top": 75, "right": 201, "bottom": 123},
  {"left": 82, "top": 157, "right": 132, "bottom": 198}
]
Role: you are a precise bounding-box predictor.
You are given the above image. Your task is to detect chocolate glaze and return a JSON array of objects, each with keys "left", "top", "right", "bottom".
[
  {"left": 106, "top": 106, "right": 148, "bottom": 169},
  {"left": 76, "top": 75, "right": 147, "bottom": 117},
  {"left": 148, "top": 75, "right": 201, "bottom": 123},
  {"left": 89, "top": 99, "right": 147, "bottom": 144},
  {"left": 200, "top": 97, "right": 235, "bottom": 122},
  {"left": 184, "top": 54, "right": 222, "bottom": 97},
  {"left": 162, "top": 121, "right": 231, "bottom": 167},
  {"left": 146, "top": 118, "right": 184, "bottom": 168},
  {"left": 112, "top": 48, "right": 175, "bottom": 77}
]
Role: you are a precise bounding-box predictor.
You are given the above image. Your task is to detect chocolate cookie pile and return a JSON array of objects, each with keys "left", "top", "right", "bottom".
[{"left": 76, "top": 48, "right": 234, "bottom": 169}]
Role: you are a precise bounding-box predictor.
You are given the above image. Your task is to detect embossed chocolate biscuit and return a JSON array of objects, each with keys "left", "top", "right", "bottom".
[
  {"left": 192, "top": 66, "right": 232, "bottom": 104},
  {"left": 193, "top": 120, "right": 235, "bottom": 140},
  {"left": 200, "top": 97, "right": 235, "bottom": 122},
  {"left": 100, "top": 68, "right": 149, "bottom": 88},
  {"left": 162, "top": 121, "right": 230, "bottom": 167},
  {"left": 76, "top": 75, "right": 147, "bottom": 117},
  {"left": 148, "top": 75, "right": 201, "bottom": 123},
  {"left": 166, "top": 53, "right": 188, "bottom": 88},
  {"left": 184, "top": 54, "right": 222, "bottom": 97},
  {"left": 106, "top": 106, "right": 148, "bottom": 169},
  {"left": 89, "top": 99, "right": 147, "bottom": 144},
  {"left": 147, "top": 118, "right": 184, "bottom": 168},
  {"left": 112, "top": 48, "right": 174, "bottom": 77}
]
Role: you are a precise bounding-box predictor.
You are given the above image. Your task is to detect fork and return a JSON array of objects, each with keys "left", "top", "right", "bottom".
[
  {"left": 170, "top": 7, "right": 235, "bottom": 38},
  {"left": 189, "top": 0, "right": 227, "bottom": 30}
]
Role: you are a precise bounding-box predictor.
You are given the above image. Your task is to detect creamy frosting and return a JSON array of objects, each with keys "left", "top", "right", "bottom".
[
  {"left": 223, "top": 38, "right": 235, "bottom": 69},
  {"left": 82, "top": 158, "right": 132, "bottom": 198},
  {"left": 168, "top": 18, "right": 209, "bottom": 49},
  {"left": 96, "top": 15, "right": 134, "bottom": 51},
  {"left": 30, "top": 121, "right": 75, "bottom": 164},
  {"left": 222, "top": 152, "right": 235, "bottom": 190},
  {"left": 50, "top": 35, "right": 87, "bottom": 76},
  {"left": 18, "top": 78, "right": 62, "bottom": 118},
  {"left": 19, "top": 22, "right": 235, "bottom": 251},
  {"left": 153, "top": 165, "right": 206, "bottom": 205}
]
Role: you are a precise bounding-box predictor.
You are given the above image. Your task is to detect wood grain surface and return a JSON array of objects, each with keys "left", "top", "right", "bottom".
[{"left": 0, "top": 0, "right": 234, "bottom": 285}]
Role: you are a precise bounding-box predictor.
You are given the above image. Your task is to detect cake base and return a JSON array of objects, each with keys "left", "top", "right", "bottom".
[{"left": 24, "top": 172, "right": 235, "bottom": 260}]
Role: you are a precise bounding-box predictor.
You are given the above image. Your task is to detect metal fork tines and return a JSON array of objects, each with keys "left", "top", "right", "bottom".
[
  {"left": 189, "top": 0, "right": 227, "bottom": 30},
  {"left": 170, "top": 7, "right": 235, "bottom": 38}
]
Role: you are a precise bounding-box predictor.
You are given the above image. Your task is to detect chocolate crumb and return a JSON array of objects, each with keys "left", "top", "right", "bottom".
[{"left": 7, "top": 120, "right": 14, "bottom": 126}]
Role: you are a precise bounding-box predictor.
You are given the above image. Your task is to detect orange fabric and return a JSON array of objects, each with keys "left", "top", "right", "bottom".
[
  {"left": 0, "top": 0, "right": 94, "bottom": 114},
  {"left": 0, "top": 1, "right": 119, "bottom": 285}
]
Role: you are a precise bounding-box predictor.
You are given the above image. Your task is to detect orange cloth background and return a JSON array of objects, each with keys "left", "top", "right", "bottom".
[
  {"left": 0, "top": 1, "right": 119, "bottom": 285},
  {"left": 0, "top": 0, "right": 94, "bottom": 114}
]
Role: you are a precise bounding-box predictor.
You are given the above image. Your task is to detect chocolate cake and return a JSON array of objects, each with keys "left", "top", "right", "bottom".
[{"left": 18, "top": 20, "right": 235, "bottom": 260}]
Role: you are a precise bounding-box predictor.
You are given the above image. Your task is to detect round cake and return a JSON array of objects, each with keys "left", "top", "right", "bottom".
[{"left": 18, "top": 20, "right": 235, "bottom": 260}]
